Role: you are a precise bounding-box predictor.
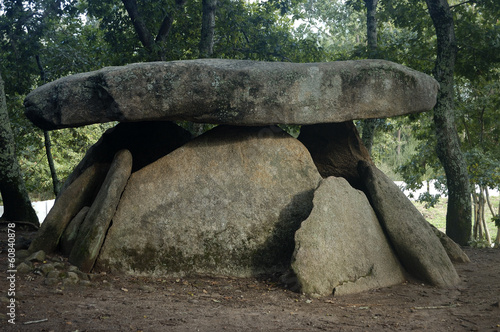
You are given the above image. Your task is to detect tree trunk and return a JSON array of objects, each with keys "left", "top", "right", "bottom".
[
  {"left": 425, "top": 0, "right": 472, "bottom": 245},
  {"left": 361, "top": 0, "right": 380, "bottom": 156},
  {"left": 36, "top": 55, "right": 60, "bottom": 196},
  {"left": 472, "top": 190, "right": 479, "bottom": 239},
  {"left": 495, "top": 203, "right": 500, "bottom": 247},
  {"left": 365, "top": 0, "right": 379, "bottom": 58},
  {"left": 396, "top": 129, "right": 401, "bottom": 159},
  {"left": 361, "top": 119, "right": 377, "bottom": 155},
  {"left": 121, "top": 0, "right": 187, "bottom": 60},
  {"left": 479, "top": 187, "right": 491, "bottom": 244},
  {"left": 44, "top": 131, "right": 60, "bottom": 196},
  {"left": 199, "top": 0, "right": 217, "bottom": 58},
  {"left": 0, "top": 73, "right": 39, "bottom": 226}
]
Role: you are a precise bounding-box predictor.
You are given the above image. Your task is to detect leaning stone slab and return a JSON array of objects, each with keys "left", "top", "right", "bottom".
[
  {"left": 292, "top": 177, "right": 406, "bottom": 297},
  {"left": 95, "top": 126, "right": 322, "bottom": 277},
  {"left": 69, "top": 149, "right": 133, "bottom": 273},
  {"left": 358, "top": 161, "right": 460, "bottom": 287},
  {"left": 298, "top": 121, "right": 373, "bottom": 191},
  {"left": 60, "top": 206, "right": 90, "bottom": 256},
  {"left": 25, "top": 59, "right": 439, "bottom": 130},
  {"left": 28, "top": 163, "right": 109, "bottom": 254},
  {"left": 59, "top": 121, "right": 191, "bottom": 194},
  {"left": 429, "top": 224, "right": 470, "bottom": 264}
]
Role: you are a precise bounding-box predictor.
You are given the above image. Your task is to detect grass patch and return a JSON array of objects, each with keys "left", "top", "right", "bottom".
[{"left": 413, "top": 196, "right": 499, "bottom": 244}]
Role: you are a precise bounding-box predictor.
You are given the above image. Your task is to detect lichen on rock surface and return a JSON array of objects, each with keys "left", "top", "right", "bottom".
[
  {"left": 292, "top": 177, "right": 406, "bottom": 297},
  {"left": 24, "top": 59, "right": 439, "bottom": 130},
  {"left": 94, "top": 125, "right": 322, "bottom": 277}
]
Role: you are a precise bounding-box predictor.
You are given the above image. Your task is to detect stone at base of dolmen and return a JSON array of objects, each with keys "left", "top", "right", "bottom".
[
  {"left": 292, "top": 177, "right": 406, "bottom": 297},
  {"left": 358, "top": 161, "right": 461, "bottom": 287},
  {"left": 298, "top": 121, "right": 373, "bottom": 191},
  {"left": 69, "top": 149, "right": 133, "bottom": 273},
  {"left": 94, "top": 125, "right": 322, "bottom": 277},
  {"left": 59, "top": 121, "right": 192, "bottom": 195},
  {"left": 430, "top": 224, "right": 470, "bottom": 263},
  {"left": 28, "top": 163, "right": 110, "bottom": 254}
]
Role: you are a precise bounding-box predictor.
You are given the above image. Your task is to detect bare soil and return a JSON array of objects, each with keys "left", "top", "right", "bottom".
[{"left": 1, "top": 230, "right": 499, "bottom": 332}]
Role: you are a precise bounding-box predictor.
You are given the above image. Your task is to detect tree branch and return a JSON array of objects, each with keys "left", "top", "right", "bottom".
[
  {"left": 449, "top": 0, "right": 476, "bottom": 9},
  {"left": 121, "top": 0, "right": 154, "bottom": 51},
  {"left": 156, "top": 0, "right": 187, "bottom": 43}
]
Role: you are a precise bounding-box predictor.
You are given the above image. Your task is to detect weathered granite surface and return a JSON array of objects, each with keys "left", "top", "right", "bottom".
[{"left": 25, "top": 59, "right": 439, "bottom": 130}]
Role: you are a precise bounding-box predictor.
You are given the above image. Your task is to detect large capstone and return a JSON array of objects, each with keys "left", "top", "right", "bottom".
[
  {"left": 24, "top": 59, "right": 439, "bottom": 130},
  {"left": 94, "top": 125, "right": 323, "bottom": 277}
]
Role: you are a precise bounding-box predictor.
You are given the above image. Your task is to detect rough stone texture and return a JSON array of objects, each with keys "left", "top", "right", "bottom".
[
  {"left": 28, "top": 163, "right": 109, "bottom": 254},
  {"left": 39, "top": 263, "right": 55, "bottom": 276},
  {"left": 60, "top": 206, "right": 90, "bottom": 256},
  {"left": 430, "top": 224, "right": 470, "bottom": 263},
  {"left": 95, "top": 126, "right": 322, "bottom": 277},
  {"left": 292, "top": 177, "right": 406, "bottom": 297},
  {"left": 16, "top": 262, "right": 32, "bottom": 274},
  {"left": 24, "top": 59, "right": 439, "bottom": 130},
  {"left": 358, "top": 161, "right": 460, "bottom": 287},
  {"left": 69, "top": 150, "right": 133, "bottom": 273},
  {"left": 63, "top": 272, "right": 80, "bottom": 286},
  {"left": 298, "top": 121, "right": 373, "bottom": 191},
  {"left": 26, "top": 250, "right": 46, "bottom": 262},
  {"left": 59, "top": 121, "right": 191, "bottom": 195}
]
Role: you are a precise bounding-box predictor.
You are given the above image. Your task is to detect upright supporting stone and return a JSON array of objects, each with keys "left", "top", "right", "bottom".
[
  {"left": 298, "top": 121, "right": 373, "bottom": 190},
  {"left": 430, "top": 224, "right": 470, "bottom": 263},
  {"left": 59, "top": 121, "right": 191, "bottom": 195},
  {"left": 358, "top": 161, "right": 460, "bottom": 287},
  {"left": 94, "top": 126, "right": 322, "bottom": 276},
  {"left": 29, "top": 163, "right": 109, "bottom": 254},
  {"left": 69, "top": 149, "right": 133, "bottom": 273},
  {"left": 60, "top": 206, "right": 90, "bottom": 256},
  {"left": 292, "top": 177, "right": 405, "bottom": 297}
]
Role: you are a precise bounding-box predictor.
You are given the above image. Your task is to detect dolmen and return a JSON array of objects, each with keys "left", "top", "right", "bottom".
[{"left": 24, "top": 59, "right": 468, "bottom": 297}]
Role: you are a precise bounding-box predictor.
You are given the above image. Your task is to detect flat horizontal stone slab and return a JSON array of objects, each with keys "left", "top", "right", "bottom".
[{"left": 24, "top": 59, "right": 439, "bottom": 130}]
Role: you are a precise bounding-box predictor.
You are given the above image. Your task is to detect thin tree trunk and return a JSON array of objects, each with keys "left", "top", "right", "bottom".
[
  {"left": 495, "top": 203, "right": 500, "bottom": 247},
  {"left": 425, "top": 0, "right": 472, "bottom": 245},
  {"left": 396, "top": 129, "right": 401, "bottom": 159},
  {"left": 0, "top": 73, "right": 39, "bottom": 226},
  {"left": 472, "top": 190, "right": 479, "bottom": 239},
  {"left": 36, "top": 55, "right": 60, "bottom": 196},
  {"left": 479, "top": 188, "right": 491, "bottom": 244},
  {"left": 365, "top": 0, "right": 379, "bottom": 58},
  {"left": 362, "top": 119, "right": 377, "bottom": 155},
  {"left": 121, "top": 0, "right": 187, "bottom": 60},
  {"left": 361, "top": 0, "right": 380, "bottom": 156},
  {"left": 199, "top": 0, "right": 217, "bottom": 58},
  {"left": 484, "top": 187, "right": 495, "bottom": 217},
  {"left": 44, "top": 131, "right": 60, "bottom": 196}
]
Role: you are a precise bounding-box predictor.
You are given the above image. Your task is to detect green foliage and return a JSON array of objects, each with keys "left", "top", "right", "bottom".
[
  {"left": 492, "top": 215, "right": 500, "bottom": 229},
  {"left": 468, "top": 237, "right": 492, "bottom": 249},
  {"left": 295, "top": 0, "right": 366, "bottom": 60},
  {"left": 0, "top": 1, "right": 118, "bottom": 200},
  {"left": 8, "top": 92, "right": 114, "bottom": 198}
]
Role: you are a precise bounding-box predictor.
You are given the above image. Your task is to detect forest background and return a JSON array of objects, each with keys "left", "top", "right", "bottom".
[{"left": 0, "top": 0, "right": 499, "bottom": 246}]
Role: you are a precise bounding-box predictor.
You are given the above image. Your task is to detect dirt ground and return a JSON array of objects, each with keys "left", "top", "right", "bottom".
[{"left": 1, "top": 229, "right": 499, "bottom": 332}]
